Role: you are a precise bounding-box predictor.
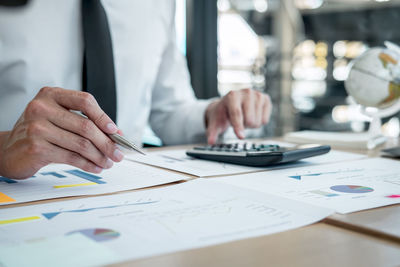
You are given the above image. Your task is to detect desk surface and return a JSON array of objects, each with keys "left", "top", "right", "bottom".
[
  {"left": 113, "top": 224, "right": 400, "bottom": 267},
  {"left": 328, "top": 205, "right": 400, "bottom": 243}
]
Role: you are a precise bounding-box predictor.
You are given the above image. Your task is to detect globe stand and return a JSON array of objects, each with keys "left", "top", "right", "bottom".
[
  {"left": 365, "top": 114, "right": 386, "bottom": 149},
  {"left": 361, "top": 100, "right": 400, "bottom": 149}
]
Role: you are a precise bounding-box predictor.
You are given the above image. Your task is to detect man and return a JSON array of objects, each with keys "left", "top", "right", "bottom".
[{"left": 0, "top": 0, "right": 272, "bottom": 179}]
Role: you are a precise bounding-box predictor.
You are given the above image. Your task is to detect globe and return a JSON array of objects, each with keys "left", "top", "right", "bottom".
[
  {"left": 344, "top": 42, "right": 400, "bottom": 148},
  {"left": 345, "top": 44, "right": 400, "bottom": 109}
]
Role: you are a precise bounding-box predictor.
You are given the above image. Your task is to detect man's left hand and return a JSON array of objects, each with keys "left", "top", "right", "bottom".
[{"left": 205, "top": 88, "right": 272, "bottom": 144}]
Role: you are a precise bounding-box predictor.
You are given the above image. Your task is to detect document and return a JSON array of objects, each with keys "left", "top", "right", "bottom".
[
  {"left": 0, "top": 179, "right": 332, "bottom": 266},
  {"left": 285, "top": 130, "right": 385, "bottom": 149},
  {"left": 0, "top": 160, "right": 186, "bottom": 206},
  {"left": 216, "top": 157, "right": 400, "bottom": 213},
  {"left": 127, "top": 148, "right": 365, "bottom": 177}
]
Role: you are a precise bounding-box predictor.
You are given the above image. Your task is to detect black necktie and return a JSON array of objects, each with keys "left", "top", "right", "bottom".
[{"left": 81, "top": 0, "right": 117, "bottom": 122}]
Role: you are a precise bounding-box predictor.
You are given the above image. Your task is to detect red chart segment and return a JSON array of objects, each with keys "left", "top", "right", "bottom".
[{"left": 386, "top": 194, "right": 400, "bottom": 198}]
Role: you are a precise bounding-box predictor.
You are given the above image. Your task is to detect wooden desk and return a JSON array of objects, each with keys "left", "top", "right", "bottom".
[
  {"left": 113, "top": 224, "right": 400, "bottom": 267},
  {"left": 327, "top": 205, "right": 400, "bottom": 243}
]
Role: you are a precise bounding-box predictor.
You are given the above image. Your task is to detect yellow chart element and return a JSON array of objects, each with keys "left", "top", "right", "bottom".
[
  {"left": 0, "top": 192, "right": 16, "bottom": 203},
  {"left": 0, "top": 216, "right": 41, "bottom": 225},
  {"left": 53, "top": 182, "right": 97, "bottom": 189}
]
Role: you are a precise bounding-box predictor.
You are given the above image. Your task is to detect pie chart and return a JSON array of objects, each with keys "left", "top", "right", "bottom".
[
  {"left": 66, "top": 228, "right": 120, "bottom": 242},
  {"left": 330, "top": 185, "right": 374, "bottom": 194}
]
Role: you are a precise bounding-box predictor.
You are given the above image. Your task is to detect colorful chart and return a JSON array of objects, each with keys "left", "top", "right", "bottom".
[
  {"left": 53, "top": 182, "right": 97, "bottom": 189},
  {"left": 289, "top": 169, "right": 363, "bottom": 180},
  {"left": 42, "top": 200, "right": 159, "bottom": 219},
  {"left": 65, "top": 170, "right": 106, "bottom": 184},
  {"left": 386, "top": 195, "right": 400, "bottom": 198},
  {"left": 41, "top": 172, "right": 66, "bottom": 178},
  {"left": 0, "top": 192, "right": 16, "bottom": 203},
  {"left": 0, "top": 177, "right": 17, "bottom": 184},
  {"left": 330, "top": 185, "right": 374, "bottom": 194},
  {"left": 67, "top": 228, "right": 120, "bottom": 242},
  {"left": 309, "top": 190, "right": 339, "bottom": 197},
  {"left": 0, "top": 216, "right": 40, "bottom": 225}
]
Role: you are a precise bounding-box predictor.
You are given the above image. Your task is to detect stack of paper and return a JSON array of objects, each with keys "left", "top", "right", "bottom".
[
  {"left": 126, "top": 148, "right": 365, "bottom": 177},
  {"left": 285, "top": 130, "right": 386, "bottom": 149},
  {"left": 0, "top": 179, "right": 332, "bottom": 266},
  {"left": 2, "top": 145, "right": 400, "bottom": 266}
]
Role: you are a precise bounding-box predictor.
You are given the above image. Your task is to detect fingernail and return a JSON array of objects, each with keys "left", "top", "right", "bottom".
[
  {"left": 107, "top": 123, "right": 118, "bottom": 133},
  {"left": 113, "top": 148, "right": 124, "bottom": 161},
  {"left": 94, "top": 166, "right": 103, "bottom": 173},
  {"left": 105, "top": 159, "right": 113, "bottom": 169}
]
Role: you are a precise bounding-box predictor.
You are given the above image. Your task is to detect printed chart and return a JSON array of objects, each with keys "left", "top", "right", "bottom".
[
  {"left": 67, "top": 228, "right": 120, "bottom": 242},
  {"left": 0, "top": 160, "right": 185, "bottom": 205},
  {"left": 330, "top": 185, "right": 374, "bottom": 194},
  {"left": 127, "top": 148, "right": 365, "bottom": 177},
  {"left": 217, "top": 157, "right": 400, "bottom": 213},
  {"left": 0, "top": 179, "right": 332, "bottom": 266}
]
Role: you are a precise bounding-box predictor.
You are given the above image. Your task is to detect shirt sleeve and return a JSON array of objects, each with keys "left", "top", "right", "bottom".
[{"left": 149, "top": 4, "right": 214, "bottom": 145}]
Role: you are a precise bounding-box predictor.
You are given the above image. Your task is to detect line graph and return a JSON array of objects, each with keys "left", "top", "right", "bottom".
[
  {"left": 289, "top": 169, "right": 364, "bottom": 180},
  {"left": 42, "top": 200, "right": 160, "bottom": 220}
]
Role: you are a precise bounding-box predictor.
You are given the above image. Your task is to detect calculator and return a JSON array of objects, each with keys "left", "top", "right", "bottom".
[{"left": 186, "top": 143, "right": 331, "bottom": 167}]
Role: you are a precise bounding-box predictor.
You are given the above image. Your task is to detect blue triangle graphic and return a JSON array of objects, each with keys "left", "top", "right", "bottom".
[
  {"left": 42, "top": 212, "right": 61, "bottom": 220},
  {"left": 289, "top": 175, "right": 301, "bottom": 180}
]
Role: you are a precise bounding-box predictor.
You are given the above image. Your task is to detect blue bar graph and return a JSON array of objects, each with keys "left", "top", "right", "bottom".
[
  {"left": 41, "top": 172, "right": 67, "bottom": 178},
  {"left": 0, "top": 177, "right": 17, "bottom": 184},
  {"left": 65, "top": 170, "right": 106, "bottom": 184}
]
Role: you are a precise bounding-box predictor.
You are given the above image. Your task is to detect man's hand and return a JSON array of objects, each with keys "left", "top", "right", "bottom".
[
  {"left": 205, "top": 89, "right": 272, "bottom": 144},
  {"left": 0, "top": 87, "right": 124, "bottom": 179}
]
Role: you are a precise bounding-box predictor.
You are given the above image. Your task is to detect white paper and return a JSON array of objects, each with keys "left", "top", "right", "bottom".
[
  {"left": 0, "top": 235, "right": 118, "bottom": 267},
  {"left": 216, "top": 157, "right": 400, "bottom": 213},
  {"left": 127, "top": 147, "right": 365, "bottom": 177},
  {"left": 0, "top": 179, "right": 332, "bottom": 265},
  {"left": 0, "top": 160, "right": 186, "bottom": 206},
  {"left": 285, "top": 130, "right": 383, "bottom": 149}
]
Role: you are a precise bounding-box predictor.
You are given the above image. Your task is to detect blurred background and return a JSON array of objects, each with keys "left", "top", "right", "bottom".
[{"left": 146, "top": 0, "right": 400, "bottom": 145}]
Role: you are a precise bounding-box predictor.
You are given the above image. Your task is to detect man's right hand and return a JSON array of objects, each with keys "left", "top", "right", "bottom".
[{"left": 0, "top": 87, "right": 124, "bottom": 179}]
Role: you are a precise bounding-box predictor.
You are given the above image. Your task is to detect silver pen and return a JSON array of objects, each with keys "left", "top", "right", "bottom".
[
  {"left": 71, "top": 110, "right": 146, "bottom": 155},
  {"left": 109, "top": 133, "right": 146, "bottom": 155}
]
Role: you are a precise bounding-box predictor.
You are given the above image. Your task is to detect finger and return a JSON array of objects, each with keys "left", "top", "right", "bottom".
[
  {"left": 262, "top": 94, "right": 273, "bottom": 125},
  {"left": 47, "top": 104, "right": 123, "bottom": 162},
  {"left": 254, "top": 93, "right": 264, "bottom": 127},
  {"left": 207, "top": 120, "right": 223, "bottom": 145},
  {"left": 40, "top": 87, "right": 118, "bottom": 134},
  {"left": 242, "top": 92, "right": 257, "bottom": 128},
  {"left": 41, "top": 120, "right": 114, "bottom": 169},
  {"left": 47, "top": 142, "right": 103, "bottom": 174},
  {"left": 225, "top": 92, "right": 245, "bottom": 139}
]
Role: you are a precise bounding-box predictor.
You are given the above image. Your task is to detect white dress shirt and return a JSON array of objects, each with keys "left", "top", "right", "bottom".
[{"left": 0, "top": 0, "right": 211, "bottom": 145}]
